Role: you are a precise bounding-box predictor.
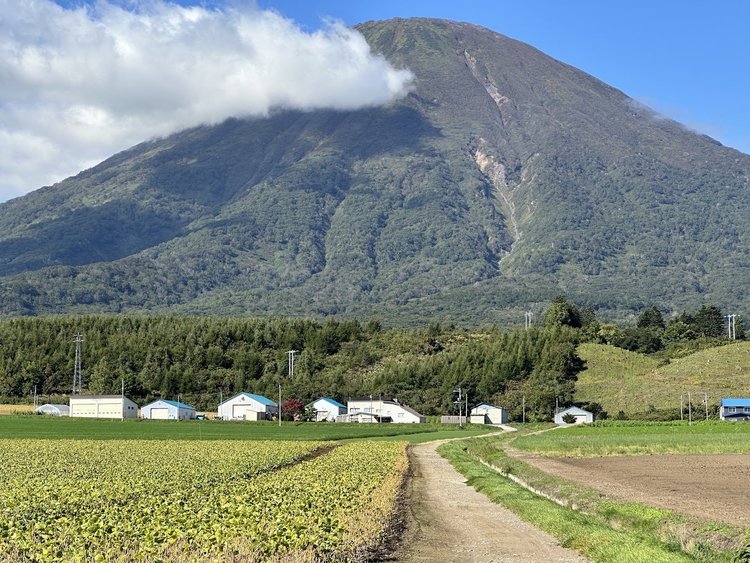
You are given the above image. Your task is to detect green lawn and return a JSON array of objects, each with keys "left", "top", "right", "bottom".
[
  {"left": 514, "top": 421, "right": 750, "bottom": 457},
  {"left": 0, "top": 415, "right": 495, "bottom": 443}
]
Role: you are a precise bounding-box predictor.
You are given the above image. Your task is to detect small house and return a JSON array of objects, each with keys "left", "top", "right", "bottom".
[
  {"left": 69, "top": 395, "right": 138, "bottom": 419},
  {"left": 35, "top": 404, "right": 69, "bottom": 416},
  {"left": 470, "top": 403, "right": 509, "bottom": 425},
  {"left": 343, "top": 397, "right": 425, "bottom": 423},
  {"left": 309, "top": 397, "right": 347, "bottom": 422},
  {"left": 218, "top": 392, "right": 278, "bottom": 421},
  {"left": 720, "top": 398, "right": 750, "bottom": 421},
  {"left": 554, "top": 406, "right": 594, "bottom": 425},
  {"left": 141, "top": 399, "right": 196, "bottom": 420}
]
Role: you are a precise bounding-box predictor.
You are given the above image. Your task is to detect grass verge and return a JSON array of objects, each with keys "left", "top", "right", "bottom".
[{"left": 438, "top": 430, "right": 743, "bottom": 563}]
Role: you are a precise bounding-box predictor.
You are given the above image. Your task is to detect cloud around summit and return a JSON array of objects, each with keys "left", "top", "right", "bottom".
[{"left": 0, "top": 0, "right": 414, "bottom": 201}]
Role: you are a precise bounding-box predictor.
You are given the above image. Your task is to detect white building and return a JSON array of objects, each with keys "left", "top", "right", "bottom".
[
  {"left": 470, "top": 403, "right": 509, "bottom": 425},
  {"left": 141, "top": 399, "right": 196, "bottom": 420},
  {"left": 218, "top": 392, "right": 278, "bottom": 421},
  {"left": 309, "top": 397, "right": 347, "bottom": 422},
  {"left": 342, "top": 397, "right": 425, "bottom": 423},
  {"left": 69, "top": 395, "right": 138, "bottom": 419},
  {"left": 35, "top": 404, "right": 69, "bottom": 416},
  {"left": 554, "top": 406, "right": 594, "bottom": 425}
]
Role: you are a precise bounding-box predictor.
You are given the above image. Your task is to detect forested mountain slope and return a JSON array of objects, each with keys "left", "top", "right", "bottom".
[{"left": 0, "top": 18, "right": 747, "bottom": 324}]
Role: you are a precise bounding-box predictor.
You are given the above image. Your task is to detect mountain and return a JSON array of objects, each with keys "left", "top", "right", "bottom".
[{"left": 0, "top": 18, "right": 748, "bottom": 325}]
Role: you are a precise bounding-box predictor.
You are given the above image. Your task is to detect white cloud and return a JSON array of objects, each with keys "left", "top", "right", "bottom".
[{"left": 0, "top": 1, "right": 414, "bottom": 201}]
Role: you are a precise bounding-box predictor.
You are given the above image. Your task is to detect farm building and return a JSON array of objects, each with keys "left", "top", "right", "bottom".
[
  {"left": 554, "top": 406, "right": 594, "bottom": 424},
  {"left": 720, "top": 398, "right": 750, "bottom": 421},
  {"left": 35, "top": 404, "right": 69, "bottom": 416},
  {"left": 69, "top": 395, "right": 138, "bottom": 419},
  {"left": 340, "top": 397, "right": 425, "bottom": 423},
  {"left": 470, "top": 403, "right": 509, "bottom": 425},
  {"left": 218, "top": 392, "right": 278, "bottom": 421},
  {"left": 141, "top": 399, "right": 196, "bottom": 420},
  {"left": 309, "top": 397, "right": 347, "bottom": 422}
]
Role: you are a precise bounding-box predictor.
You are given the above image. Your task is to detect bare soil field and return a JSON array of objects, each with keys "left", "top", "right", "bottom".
[
  {"left": 514, "top": 452, "right": 750, "bottom": 526},
  {"left": 395, "top": 441, "right": 587, "bottom": 562}
]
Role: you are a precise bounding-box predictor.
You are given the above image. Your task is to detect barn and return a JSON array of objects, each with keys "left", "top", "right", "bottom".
[
  {"left": 720, "top": 398, "right": 750, "bottom": 421},
  {"left": 554, "top": 406, "right": 594, "bottom": 424},
  {"left": 343, "top": 397, "right": 425, "bottom": 423},
  {"left": 218, "top": 392, "right": 278, "bottom": 421},
  {"left": 69, "top": 395, "right": 138, "bottom": 419},
  {"left": 35, "top": 404, "right": 69, "bottom": 416},
  {"left": 309, "top": 397, "right": 347, "bottom": 422},
  {"left": 141, "top": 399, "right": 196, "bottom": 420},
  {"left": 470, "top": 403, "right": 509, "bottom": 425}
]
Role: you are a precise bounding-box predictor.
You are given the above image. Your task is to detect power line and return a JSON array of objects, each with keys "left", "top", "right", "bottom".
[{"left": 73, "top": 333, "right": 84, "bottom": 395}]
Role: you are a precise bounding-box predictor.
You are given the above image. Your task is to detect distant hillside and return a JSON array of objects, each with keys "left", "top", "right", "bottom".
[
  {"left": 0, "top": 18, "right": 749, "bottom": 323},
  {"left": 576, "top": 342, "right": 750, "bottom": 415}
]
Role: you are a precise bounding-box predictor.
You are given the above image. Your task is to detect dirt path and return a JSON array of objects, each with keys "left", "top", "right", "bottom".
[
  {"left": 396, "top": 441, "right": 588, "bottom": 562},
  {"left": 512, "top": 452, "right": 750, "bottom": 527}
]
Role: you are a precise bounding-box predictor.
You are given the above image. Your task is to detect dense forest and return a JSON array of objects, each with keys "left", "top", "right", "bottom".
[{"left": 0, "top": 298, "right": 742, "bottom": 420}]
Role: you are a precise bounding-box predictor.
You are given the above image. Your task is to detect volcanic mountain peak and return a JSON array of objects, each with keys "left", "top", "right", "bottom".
[{"left": 0, "top": 17, "right": 747, "bottom": 324}]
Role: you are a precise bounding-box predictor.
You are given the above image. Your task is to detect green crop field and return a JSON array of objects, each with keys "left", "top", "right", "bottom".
[
  {"left": 0, "top": 439, "right": 408, "bottom": 561},
  {"left": 0, "top": 415, "right": 493, "bottom": 442},
  {"left": 513, "top": 421, "right": 750, "bottom": 457},
  {"left": 575, "top": 341, "right": 750, "bottom": 416}
]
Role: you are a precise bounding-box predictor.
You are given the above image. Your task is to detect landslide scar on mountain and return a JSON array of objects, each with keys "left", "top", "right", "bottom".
[{"left": 473, "top": 141, "right": 521, "bottom": 260}]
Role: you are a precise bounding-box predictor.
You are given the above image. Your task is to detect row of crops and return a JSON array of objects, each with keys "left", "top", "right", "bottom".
[{"left": 0, "top": 439, "right": 408, "bottom": 561}]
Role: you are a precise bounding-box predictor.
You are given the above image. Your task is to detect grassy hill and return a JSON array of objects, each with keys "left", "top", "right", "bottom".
[{"left": 576, "top": 342, "right": 750, "bottom": 416}]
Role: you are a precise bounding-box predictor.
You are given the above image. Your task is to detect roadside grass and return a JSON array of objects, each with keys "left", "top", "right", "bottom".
[
  {"left": 513, "top": 420, "right": 750, "bottom": 457},
  {"left": 576, "top": 341, "right": 750, "bottom": 416},
  {"left": 0, "top": 415, "right": 495, "bottom": 442},
  {"left": 440, "top": 430, "right": 742, "bottom": 562}
]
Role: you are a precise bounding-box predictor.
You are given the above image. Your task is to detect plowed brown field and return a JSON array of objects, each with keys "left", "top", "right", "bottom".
[{"left": 515, "top": 453, "right": 750, "bottom": 526}]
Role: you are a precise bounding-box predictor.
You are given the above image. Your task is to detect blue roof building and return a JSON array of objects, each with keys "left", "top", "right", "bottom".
[
  {"left": 218, "top": 392, "right": 278, "bottom": 421},
  {"left": 141, "top": 399, "right": 196, "bottom": 420},
  {"left": 720, "top": 398, "right": 750, "bottom": 421}
]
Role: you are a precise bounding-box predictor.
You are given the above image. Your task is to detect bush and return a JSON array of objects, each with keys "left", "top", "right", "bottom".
[{"left": 561, "top": 413, "right": 576, "bottom": 424}]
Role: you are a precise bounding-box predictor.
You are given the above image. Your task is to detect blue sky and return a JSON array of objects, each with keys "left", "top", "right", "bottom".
[{"left": 4, "top": 0, "right": 748, "bottom": 201}]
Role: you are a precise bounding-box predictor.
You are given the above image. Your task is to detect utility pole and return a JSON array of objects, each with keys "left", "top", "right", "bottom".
[
  {"left": 454, "top": 387, "right": 463, "bottom": 428},
  {"left": 73, "top": 333, "right": 84, "bottom": 395},
  {"left": 680, "top": 394, "right": 684, "bottom": 421},
  {"left": 704, "top": 392, "right": 709, "bottom": 420},
  {"left": 121, "top": 378, "right": 125, "bottom": 421},
  {"left": 522, "top": 395, "right": 526, "bottom": 424},
  {"left": 727, "top": 314, "right": 737, "bottom": 340},
  {"left": 688, "top": 391, "right": 692, "bottom": 425},
  {"left": 525, "top": 311, "right": 533, "bottom": 331},
  {"left": 281, "top": 350, "right": 298, "bottom": 427}
]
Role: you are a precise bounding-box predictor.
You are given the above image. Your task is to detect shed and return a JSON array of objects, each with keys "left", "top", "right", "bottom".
[
  {"left": 69, "top": 395, "right": 138, "bottom": 419},
  {"left": 35, "top": 404, "right": 69, "bottom": 416},
  {"left": 554, "top": 406, "right": 594, "bottom": 425},
  {"left": 218, "top": 392, "right": 278, "bottom": 421},
  {"left": 141, "top": 399, "right": 196, "bottom": 420},
  {"left": 470, "top": 403, "right": 509, "bottom": 425},
  {"left": 720, "top": 398, "right": 750, "bottom": 421},
  {"left": 309, "top": 397, "right": 347, "bottom": 422}
]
